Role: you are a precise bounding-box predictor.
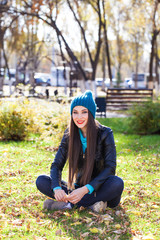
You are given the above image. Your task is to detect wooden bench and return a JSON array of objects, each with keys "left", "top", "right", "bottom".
[{"left": 106, "top": 88, "right": 153, "bottom": 111}]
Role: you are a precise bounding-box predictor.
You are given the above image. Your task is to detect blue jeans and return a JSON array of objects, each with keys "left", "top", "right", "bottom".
[{"left": 36, "top": 175, "right": 124, "bottom": 208}]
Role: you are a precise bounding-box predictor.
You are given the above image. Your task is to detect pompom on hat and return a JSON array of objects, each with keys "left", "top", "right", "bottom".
[{"left": 70, "top": 90, "right": 97, "bottom": 118}]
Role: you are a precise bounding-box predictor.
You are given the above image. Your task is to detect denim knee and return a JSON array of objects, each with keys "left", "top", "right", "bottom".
[
  {"left": 36, "top": 175, "right": 44, "bottom": 190},
  {"left": 115, "top": 176, "right": 124, "bottom": 194},
  {"left": 108, "top": 176, "right": 124, "bottom": 195}
]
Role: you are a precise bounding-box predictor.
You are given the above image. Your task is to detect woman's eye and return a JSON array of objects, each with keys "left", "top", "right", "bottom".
[{"left": 82, "top": 111, "right": 88, "bottom": 114}]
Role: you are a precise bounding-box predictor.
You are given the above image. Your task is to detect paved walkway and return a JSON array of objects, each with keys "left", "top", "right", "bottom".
[{"left": 96, "top": 111, "right": 129, "bottom": 118}]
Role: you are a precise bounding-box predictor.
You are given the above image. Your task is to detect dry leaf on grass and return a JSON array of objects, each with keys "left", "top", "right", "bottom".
[
  {"left": 81, "top": 232, "right": 90, "bottom": 238},
  {"left": 101, "top": 213, "right": 114, "bottom": 221},
  {"left": 89, "top": 227, "right": 99, "bottom": 233},
  {"left": 55, "top": 229, "right": 62, "bottom": 236},
  {"left": 70, "top": 221, "right": 82, "bottom": 226},
  {"left": 141, "top": 233, "right": 155, "bottom": 240}
]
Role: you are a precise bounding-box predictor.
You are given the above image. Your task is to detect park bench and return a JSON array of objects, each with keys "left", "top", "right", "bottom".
[{"left": 106, "top": 88, "right": 153, "bottom": 111}]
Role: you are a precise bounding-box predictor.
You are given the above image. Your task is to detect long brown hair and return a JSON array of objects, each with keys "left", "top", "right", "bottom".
[{"left": 68, "top": 111, "right": 98, "bottom": 188}]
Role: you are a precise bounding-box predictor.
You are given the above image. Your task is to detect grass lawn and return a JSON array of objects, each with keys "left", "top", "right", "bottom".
[{"left": 0, "top": 117, "right": 159, "bottom": 240}]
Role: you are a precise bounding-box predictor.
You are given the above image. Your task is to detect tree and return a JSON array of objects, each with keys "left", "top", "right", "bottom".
[
  {"left": 0, "top": 0, "right": 18, "bottom": 94},
  {"left": 66, "top": 0, "right": 102, "bottom": 83},
  {"left": 148, "top": 0, "right": 160, "bottom": 90},
  {"left": 106, "top": 0, "right": 129, "bottom": 87},
  {"left": 124, "top": 2, "right": 146, "bottom": 88},
  {"left": 7, "top": 1, "right": 47, "bottom": 90},
  {"left": 11, "top": 0, "right": 104, "bottom": 93},
  {"left": 102, "top": 0, "right": 112, "bottom": 87}
]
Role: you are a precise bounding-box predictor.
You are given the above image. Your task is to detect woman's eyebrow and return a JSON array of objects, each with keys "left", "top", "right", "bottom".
[{"left": 73, "top": 109, "right": 88, "bottom": 113}]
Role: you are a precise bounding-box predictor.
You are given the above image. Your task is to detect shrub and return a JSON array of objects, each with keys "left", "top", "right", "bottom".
[
  {"left": 0, "top": 103, "right": 28, "bottom": 140},
  {"left": 0, "top": 98, "right": 70, "bottom": 143},
  {"left": 40, "top": 108, "right": 70, "bottom": 146},
  {"left": 129, "top": 101, "right": 160, "bottom": 135}
]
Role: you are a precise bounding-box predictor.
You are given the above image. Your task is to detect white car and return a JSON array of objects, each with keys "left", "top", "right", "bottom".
[
  {"left": 95, "top": 78, "right": 114, "bottom": 87},
  {"left": 125, "top": 78, "right": 133, "bottom": 88}
]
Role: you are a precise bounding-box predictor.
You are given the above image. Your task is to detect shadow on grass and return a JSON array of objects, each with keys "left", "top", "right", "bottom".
[{"left": 40, "top": 204, "right": 132, "bottom": 240}]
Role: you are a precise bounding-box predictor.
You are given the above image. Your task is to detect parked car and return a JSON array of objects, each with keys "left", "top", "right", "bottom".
[
  {"left": 35, "top": 77, "right": 51, "bottom": 86},
  {"left": 96, "top": 78, "right": 110, "bottom": 87},
  {"left": 96, "top": 78, "right": 103, "bottom": 87},
  {"left": 95, "top": 78, "right": 118, "bottom": 88},
  {"left": 26, "top": 76, "right": 51, "bottom": 86},
  {"left": 124, "top": 78, "right": 133, "bottom": 88}
]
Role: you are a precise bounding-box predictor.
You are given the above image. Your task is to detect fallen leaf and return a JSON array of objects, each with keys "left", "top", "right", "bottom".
[
  {"left": 104, "top": 220, "right": 110, "bottom": 225},
  {"left": 115, "top": 210, "right": 122, "bottom": 216},
  {"left": 112, "top": 230, "right": 123, "bottom": 234},
  {"left": 63, "top": 212, "right": 71, "bottom": 217},
  {"left": 115, "top": 224, "right": 121, "bottom": 229},
  {"left": 151, "top": 205, "right": 159, "bottom": 209},
  {"left": 89, "top": 227, "right": 99, "bottom": 233},
  {"left": 142, "top": 233, "right": 155, "bottom": 240},
  {"left": 70, "top": 221, "right": 82, "bottom": 226},
  {"left": 83, "top": 217, "right": 92, "bottom": 223},
  {"left": 130, "top": 211, "right": 141, "bottom": 216},
  {"left": 55, "top": 229, "right": 62, "bottom": 236},
  {"left": 124, "top": 221, "right": 130, "bottom": 226},
  {"left": 88, "top": 221, "right": 95, "bottom": 227},
  {"left": 81, "top": 232, "right": 90, "bottom": 237},
  {"left": 26, "top": 221, "right": 30, "bottom": 231},
  {"left": 36, "top": 217, "right": 41, "bottom": 223},
  {"left": 101, "top": 213, "right": 113, "bottom": 221},
  {"left": 12, "top": 219, "right": 23, "bottom": 226}
]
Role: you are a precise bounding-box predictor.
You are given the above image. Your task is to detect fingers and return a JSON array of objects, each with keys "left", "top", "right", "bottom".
[
  {"left": 67, "top": 191, "right": 81, "bottom": 204},
  {"left": 54, "top": 189, "right": 68, "bottom": 202},
  {"left": 67, "top": 196, "right": 79, "bottom": 204}
]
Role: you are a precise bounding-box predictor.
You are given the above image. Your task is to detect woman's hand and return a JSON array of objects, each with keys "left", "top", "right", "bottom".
[
  {"left": 54, "top": 189, "right": 68, "bottom": 202},
  {"left": 67, "top": 186, "right": 89, "bottom": 204}
]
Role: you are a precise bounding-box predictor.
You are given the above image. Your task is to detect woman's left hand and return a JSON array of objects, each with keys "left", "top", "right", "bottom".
[{"left": 67, "top": 186, "right": 89, "bottom": 204}]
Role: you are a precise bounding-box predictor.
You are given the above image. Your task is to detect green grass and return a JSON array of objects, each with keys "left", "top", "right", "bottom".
[{"left": 0, "top": 118, "right": 160, "bottom": 240}]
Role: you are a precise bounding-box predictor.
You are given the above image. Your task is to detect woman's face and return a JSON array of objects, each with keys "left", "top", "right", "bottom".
[{"left": 72, "top": 106, "right": 88, "bottom": 132}]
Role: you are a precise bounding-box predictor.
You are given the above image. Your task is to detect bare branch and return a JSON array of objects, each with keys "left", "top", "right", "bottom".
[{"left": 67, "top": 0, "right": 93, "bottom": 65}]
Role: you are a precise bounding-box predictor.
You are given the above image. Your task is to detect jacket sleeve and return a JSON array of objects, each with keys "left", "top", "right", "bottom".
[
  {"left": 50, "top": 130, "right": 68, "bottom": 190},
  {"left": 88, "top": 128, "right": 116, "bottom": 192}
]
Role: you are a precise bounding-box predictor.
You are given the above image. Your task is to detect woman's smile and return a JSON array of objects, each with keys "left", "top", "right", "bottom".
[{"left": 77, "top": 120, "right": 85, "bottom": 124}]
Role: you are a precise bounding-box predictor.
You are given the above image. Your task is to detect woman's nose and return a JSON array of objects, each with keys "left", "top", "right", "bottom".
[{"left": 77, "top": 113, "right": 82, "bottom": 119}]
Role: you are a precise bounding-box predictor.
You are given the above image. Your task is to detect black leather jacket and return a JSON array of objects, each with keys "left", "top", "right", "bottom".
[{"left": 50, "top": 124, "right": 116, "bottom": 192}]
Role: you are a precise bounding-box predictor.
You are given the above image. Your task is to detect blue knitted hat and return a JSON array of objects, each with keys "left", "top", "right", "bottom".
[{"left": 70, "top": 90, "right": 96, "bottom": 118}]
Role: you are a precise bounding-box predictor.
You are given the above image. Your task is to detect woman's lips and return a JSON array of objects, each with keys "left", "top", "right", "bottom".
[{"left": 77, "top": 121, "right": 84, "bottom": 124}]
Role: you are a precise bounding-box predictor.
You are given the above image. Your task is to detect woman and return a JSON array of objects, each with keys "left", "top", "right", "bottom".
[{"left": 36, "top": 90, "right": 124, "bottom": 212}]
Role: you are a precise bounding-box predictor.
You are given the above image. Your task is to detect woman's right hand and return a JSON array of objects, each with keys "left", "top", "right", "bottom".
[{"left": 54, "top": 189, "right": 68, "bottom": 202}]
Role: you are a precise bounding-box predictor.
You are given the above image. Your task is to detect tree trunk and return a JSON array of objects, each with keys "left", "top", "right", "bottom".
[
  {"left": 104, "top": 27, "right": 112, "bottom": 87},
  {"left": 2, "top": 45, "right": 12, "bottom": 95},
  {"left": 57, "top": 34, "right": 67, "bottom": 95},
  {"left": 148, "top": 30, "right": 156, "bottom": 89},
  {"left": 135, "top": 41, "right": 139, "bottom": 89},
  {"left": 0, "top": 49, "right": 3, "bottom": 95},
  {"left": 102, "top": 38, "right": 106, "bottom": 90},
  {"left": 148, "top": 0, "right": 160, "bottom": 89},
  {"left": 66, "top": 0, "right": 102, "bottom": 85},
  {"left": 102, "top": 0, "right": 112, "bottom": 87},
  {"left": 155, "top": 40, "right": 160, "bottom": 94}
]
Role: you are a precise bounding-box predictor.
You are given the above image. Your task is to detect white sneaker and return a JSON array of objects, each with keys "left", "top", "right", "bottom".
[
  {"left": 89, "top": 201, "right": 107, "bottom": 213},
  {"left": 43, "top": 199, "right": 72, "bottom": 210}
]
